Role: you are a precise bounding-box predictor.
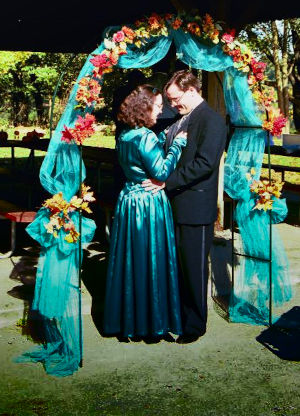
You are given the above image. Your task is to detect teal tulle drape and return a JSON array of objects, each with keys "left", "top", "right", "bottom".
[
  {"left": 15, "top": 43, "right": 108, "bottom": 376},
  {"left": 222, "top": 68, "right": 293, "bottom": 324},
  {"left": 18, "top": 25, "right": 293, "bottom": 376},
  {"left": 18, "top": 34, "right": 172, "bottom": 377}
]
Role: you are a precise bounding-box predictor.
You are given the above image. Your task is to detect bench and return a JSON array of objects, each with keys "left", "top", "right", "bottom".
[{"left": 0, "top": 200, "right": 36, "bottom": 258}]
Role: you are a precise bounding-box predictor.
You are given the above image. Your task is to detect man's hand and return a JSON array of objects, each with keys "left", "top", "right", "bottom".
[{"left": 142, "top": 179, "right": 165, "bottom": 194}]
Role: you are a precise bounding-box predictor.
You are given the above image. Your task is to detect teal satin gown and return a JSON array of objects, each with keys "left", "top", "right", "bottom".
[{"left": 103, "top": 127, "right": 186, "bottom": 337}]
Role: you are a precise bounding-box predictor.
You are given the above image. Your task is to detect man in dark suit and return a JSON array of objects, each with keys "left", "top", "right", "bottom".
[{"left": 142, "top": 70, "right": 227, "bottom": 343}]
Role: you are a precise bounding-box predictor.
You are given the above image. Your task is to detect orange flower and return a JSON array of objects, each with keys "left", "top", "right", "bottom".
[
  {"left": 135, "top": 19, "right": 144, "bottom": 27},
  {"left": 172, "top": 18, "right": 182, "bottom": 30},
  {"left": 109, "top": 50, "right": 119, "bottom": 66},
  {"left": 148, "top": 16, "right": 161, "bottom": 29},
  {"left": 122, "top": 26, "right": 136, "bottom": 41},
  {"left": 203, "top": 13, "right": 213, "bottom": 25},
  {"left": 248, "top": 172, "right": 284, "bottom": 211},
  {"left": 187, "top": 22, "right": 201, "bottom": 36},
  {"left": 43, "top": 185, "right": 95, "bottom": 243},
  {"left": 165, "top": 13, "right": 173, "bottom": 21}
]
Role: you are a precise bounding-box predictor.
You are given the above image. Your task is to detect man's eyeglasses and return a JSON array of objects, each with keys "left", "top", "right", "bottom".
[{"left": 167, "top": 90, "right": 186, "bottom": 105}]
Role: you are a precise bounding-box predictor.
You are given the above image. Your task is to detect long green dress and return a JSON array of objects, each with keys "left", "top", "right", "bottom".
[{"left": 103, "top": 126, "right": 186, "bottom": 337}]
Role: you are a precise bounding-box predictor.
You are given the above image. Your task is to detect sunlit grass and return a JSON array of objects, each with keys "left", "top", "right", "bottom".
[{"left": 0, "top": 128, "right": 299, "bottom": 185}]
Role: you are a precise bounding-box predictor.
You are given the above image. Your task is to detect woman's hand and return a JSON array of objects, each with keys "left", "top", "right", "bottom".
[
  {"left": 175, "top": 130, "right": 187, "bottom": 140},
  {"left": 142, "top": 179, "right": 165, "bottom": 194},
  {"left": 173, "top": 130, "right": 187, "bottom": 147}
]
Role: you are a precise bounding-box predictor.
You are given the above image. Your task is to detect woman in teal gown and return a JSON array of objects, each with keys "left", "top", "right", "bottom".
[{"left": 103, "top": 85, "right": 187, "bottom": 339}]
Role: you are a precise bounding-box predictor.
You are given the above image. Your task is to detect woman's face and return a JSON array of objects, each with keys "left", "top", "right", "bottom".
[{"left": 150, "top": 94, "right": 163, "bottom": 125}]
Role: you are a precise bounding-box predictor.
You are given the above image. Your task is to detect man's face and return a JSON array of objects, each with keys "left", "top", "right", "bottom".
[{"left": 166, "top": 83, "right": 195, "bottom": 115}]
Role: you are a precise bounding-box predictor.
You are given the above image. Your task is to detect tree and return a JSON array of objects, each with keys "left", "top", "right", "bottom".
[
  {"left": 0, "top": 52, "right": 87, "bottom": 127},
  {"left": 240, "top": 18, "right": 300, "bottom": 132}
]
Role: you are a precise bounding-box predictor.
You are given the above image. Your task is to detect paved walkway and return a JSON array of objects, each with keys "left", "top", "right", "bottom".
[{"left": 0, "top": 223, "right": 299, "bottom": 415}]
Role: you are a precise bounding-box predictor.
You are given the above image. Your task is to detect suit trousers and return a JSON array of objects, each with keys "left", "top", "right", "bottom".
[{"left": 175, "top": 222, "right": 214, "bottom": 335}]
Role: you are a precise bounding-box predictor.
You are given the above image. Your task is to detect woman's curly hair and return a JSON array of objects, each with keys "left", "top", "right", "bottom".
[{"left": 117, "top": 84, "right": 161, "bottom": 128}]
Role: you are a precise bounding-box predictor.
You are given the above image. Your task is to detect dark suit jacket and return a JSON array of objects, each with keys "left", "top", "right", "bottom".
[{"left": 165, "top": 101, "right": 227, "bottom": 225}]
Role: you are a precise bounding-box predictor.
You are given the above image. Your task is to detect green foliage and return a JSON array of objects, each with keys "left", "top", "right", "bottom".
[
  {"left": 0, "top": 51, "right": 152, "bottom": 129},
  {"left": 0, "top": 51, "right": 87, "bottom": 127},
  {"left": 98, "top": 67, "right": 152, "bottom": 124}
]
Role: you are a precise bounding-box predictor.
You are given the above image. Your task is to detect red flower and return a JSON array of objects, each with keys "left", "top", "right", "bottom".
[
  {"left": 164, "top": 13, "right": 173, "bottom": 21},
  {"left": 75, "top": 114, "right": 95, "bottom": 131},
  {"left": 250, "top": 58, "right": 267, "bottom": 80},
  {"left": 148, "top": 16, "right": 161, "bottom": 29},
  {"left": 113, "top": 31, "right": 125, "bottom": 43},
  {"left": 221, "top": 32, "right": 235, "bottom": 44},
  {"left": 271, "top": 115, "right": 287, "bottom": 137},
  {"left": 255, "top": 72, "right": 265, "bottom": 81},
  {"left": 61, "top": 125, "right": 74, "bottom": 143},
  {"left": 172, "top": 18, "right": 182, "bottom": 30},
  {"left": 90, "top": 53, "right": 109, "bottom": 67},
  {"left": 62, "top": 114, "right": 96, "bottom": 145},
  {"left": 228, "top": 48, "right": 242, "bottom": 61}
]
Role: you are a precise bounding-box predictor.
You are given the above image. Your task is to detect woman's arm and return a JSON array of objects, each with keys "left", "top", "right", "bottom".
[{"left": 139, "top": 130, "right": 186, "bottom": 182}]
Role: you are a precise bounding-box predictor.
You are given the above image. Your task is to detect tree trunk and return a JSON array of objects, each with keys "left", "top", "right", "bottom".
[
  {"left": 271, "top": 21, "right": 284, "bottom": 113},
  {"left": 291, "top": 23, "right": 300, "bottom": 131},
  {"left": 282, "top": 20, "right": 290, "bottom": 132},
  {"left": 292, "top": 69, "right": 300, "bottom": 131}
]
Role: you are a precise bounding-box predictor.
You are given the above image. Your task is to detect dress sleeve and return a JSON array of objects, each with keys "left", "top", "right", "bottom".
[{"left": 139, "top": 130, "right": 186, "bottom": 182}]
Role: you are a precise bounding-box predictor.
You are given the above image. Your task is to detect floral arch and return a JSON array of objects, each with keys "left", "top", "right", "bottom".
[{"left": 21, "top": 12, "right": 292, "bottom": 376}]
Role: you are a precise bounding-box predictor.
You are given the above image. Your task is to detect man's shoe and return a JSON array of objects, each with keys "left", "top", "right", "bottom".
[
  {"left": 176, "top": 330, "right": 206, "bottom": 344},
  {"left": 176, "top": 334, "right": 199, "bottom": 344},
  {"left": 117, "top": 335, "right": 130, "bottom": 343},
  {"left": 161, "top": 333, "right": 175, "bottom": 343}
]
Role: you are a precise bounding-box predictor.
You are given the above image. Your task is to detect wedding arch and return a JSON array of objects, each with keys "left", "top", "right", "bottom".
[{"left": 18, "top": 12, "right": 293, "bottom": 376}]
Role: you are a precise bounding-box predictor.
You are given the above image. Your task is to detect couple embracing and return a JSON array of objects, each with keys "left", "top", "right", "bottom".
[{"left": 103, "top": 70, "right": 227, "bottom": 344}]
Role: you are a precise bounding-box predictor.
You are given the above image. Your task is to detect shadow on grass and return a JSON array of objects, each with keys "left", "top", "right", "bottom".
[{"left": 256, "top": 306, "right": 300, "bottom": 361}]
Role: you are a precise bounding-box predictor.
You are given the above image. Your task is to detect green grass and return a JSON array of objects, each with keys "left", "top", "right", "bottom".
[
  {"left": 0, "top": 133, "right": 115, "bottom": 160},
  {"left": 1, "top": 129, "right": 299, "bottom": 185},
  {"left": 261, "top": 155, "right": 300, "bottom": 186}
]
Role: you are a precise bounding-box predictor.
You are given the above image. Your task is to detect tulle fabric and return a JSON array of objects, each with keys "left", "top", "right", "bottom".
[
  {"left": 19, "top": 26, "right": 293, "bottom": 376},
  {"left": 15, "top": 209, "right": 96, "bottom": 376}
]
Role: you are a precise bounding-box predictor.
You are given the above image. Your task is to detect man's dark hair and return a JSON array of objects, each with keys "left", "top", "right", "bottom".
[{"left": 164, "top": 70, "right": 201, "bottom": 94}]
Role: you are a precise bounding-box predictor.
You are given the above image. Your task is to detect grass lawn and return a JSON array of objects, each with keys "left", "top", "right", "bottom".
[{"left": 1, "top": 129, "right": 299, "bottom": 185}]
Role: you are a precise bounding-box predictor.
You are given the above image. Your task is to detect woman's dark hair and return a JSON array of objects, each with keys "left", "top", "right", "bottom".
[
  {"left": 117, "top": 84, "right": 161, "bottom": 128},
  {"left": 164, "top": 70, "right": 201, "bottom": 94}
]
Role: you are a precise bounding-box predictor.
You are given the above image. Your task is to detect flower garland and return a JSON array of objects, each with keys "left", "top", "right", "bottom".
[
  {"left": 43, "top": 184, "right": 95, "bottom": 243},
  {"left": 51, "top": 12, "right": 287, "bottom": 235},
  {"left": 246, "top": 168, "right": 284, "bottom": 211},
  {"left": 63, "top": 11, "right": 286, "bottom": 147},
  {"left": 61, "top": 113, "right": 96, "bottom": 145},
  {"left": 75, "top": 77, "right": 103, "bottom": 109}
]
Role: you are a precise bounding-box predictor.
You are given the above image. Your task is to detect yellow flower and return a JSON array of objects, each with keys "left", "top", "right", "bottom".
[
  {"left": 65, "top": 233, "right": 75, "bottom": 243},
  {"left": 119, "top": 41, "right": 127, "bottom": 51}
]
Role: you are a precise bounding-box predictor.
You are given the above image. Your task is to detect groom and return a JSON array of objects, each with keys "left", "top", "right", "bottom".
[{"left": 143, "top": 70, "right": 227, "bottom": 343}]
